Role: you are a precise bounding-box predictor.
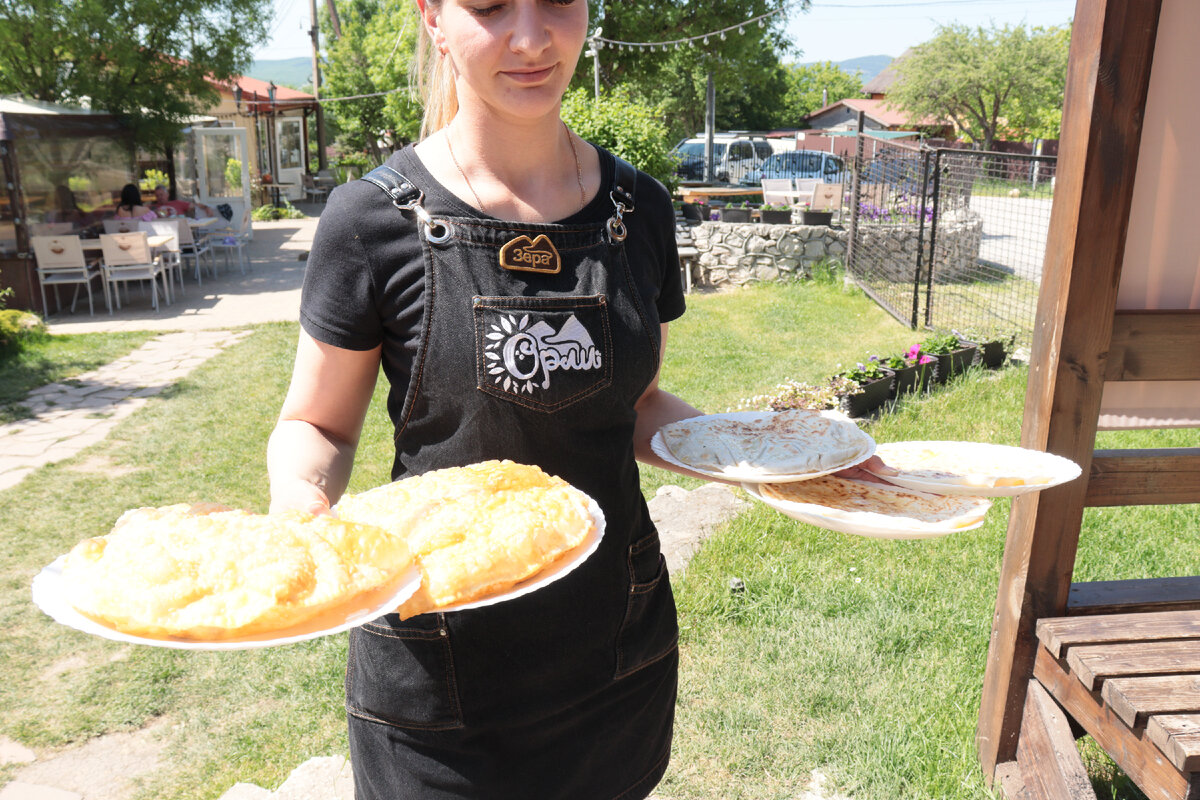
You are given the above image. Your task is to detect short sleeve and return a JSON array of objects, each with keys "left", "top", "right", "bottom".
[
  {"left": 642, "top": 177, "right": 686, "bottom": 324},
  {"left": 299, "top": 183, "right": 385, "bottom": 351}
]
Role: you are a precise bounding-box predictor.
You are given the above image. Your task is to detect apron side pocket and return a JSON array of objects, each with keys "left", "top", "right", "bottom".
[
  {"left": 614, "top": 532, "right": 679, "bottom": 680},
  {"left": 346, "top": 615, "right": 465, "bottom": 731}
]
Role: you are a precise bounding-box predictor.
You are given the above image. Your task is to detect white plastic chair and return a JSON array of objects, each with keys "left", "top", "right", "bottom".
[
  {"left": 102, "top": 218, "right": 139, "bottom": 234},
  {"left": 139, "top": 219, "right": 185, "bottom": 297},
  {"left": 793, "top": 178, "right": 820, "bottom": 208},
  {"left": 177, "top": 217, "right": 214, "bottom": 282},
  {"left": 301, "top": 173, "right": 329, "bottom": 203},
  {"left": 99, "top": 232, "right": 170, "bottom": 312},
  {"left": 761, "top": 178, "right": 798, "bottom": 206},
  {"left": 31, "top": 235, "right": 106, "bottom": 316},
  {"left": 208, "top": 209, "right": 253, "bottom": 274},
  {"left": 31, "top": 222, "right": 76, "bottom": 236}
]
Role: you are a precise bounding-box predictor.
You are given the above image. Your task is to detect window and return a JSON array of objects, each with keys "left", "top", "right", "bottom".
[{"left": 754, "top": 142, "right": 774, "bottom": 159}]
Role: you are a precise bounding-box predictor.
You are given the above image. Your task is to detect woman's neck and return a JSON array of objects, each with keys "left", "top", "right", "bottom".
[{"left": 416, "top": 104, "right": 599, "bottom": 223}]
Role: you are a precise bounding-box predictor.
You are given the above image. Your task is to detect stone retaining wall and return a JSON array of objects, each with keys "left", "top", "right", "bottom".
[{"left": 689, "top": 209, "right": 983, "bottom": 288}]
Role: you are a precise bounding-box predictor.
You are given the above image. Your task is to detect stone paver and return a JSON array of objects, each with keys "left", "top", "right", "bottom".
[{"left": 0, "top": 783, "right": 82, "bottom": 800}]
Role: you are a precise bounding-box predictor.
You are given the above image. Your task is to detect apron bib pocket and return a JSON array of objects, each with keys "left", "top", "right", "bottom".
[
  {"left": 474, "top": 294, "right": 613, "bottom": 413},
  {"left": 347, "top": 615, "right": 464, "bottom": 731}
]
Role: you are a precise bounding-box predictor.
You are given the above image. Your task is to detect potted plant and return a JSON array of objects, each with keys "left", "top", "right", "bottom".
[
  {"left": 921, "top": 332, "right": 978, "bottom": 384},
  {"left": 879, "top": 347, "right": 936, "bottom": 397},
  {"left": 719, "top": 201, "right": 752, "bottom": 223},
  {"left": 680, "top": 199, "right": 707, "bottom": 222},
  {"left": 759, "top": 203, "right": 793, "bottom": 224},
  {"left": 834, "top": 361, "right": 895, "bottom": 417},
  {"left": 801, "top": 203, "right": 833, "bottom": 226},
  {"left": 957, "top": 328, "right": 1016, "bottom": 368}
]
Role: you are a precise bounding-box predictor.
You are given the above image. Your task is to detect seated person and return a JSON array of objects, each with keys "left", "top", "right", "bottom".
[
  {"left": 113, "top": 183, "right": 154, "bottom": 220},
  {"left": 152, "top": 185, "right": 215, "bottom": 218}
]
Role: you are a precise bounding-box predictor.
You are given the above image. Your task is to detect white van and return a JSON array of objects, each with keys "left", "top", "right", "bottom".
[{"left": 672, "top": 133, "right": 774, "bottom": 184}]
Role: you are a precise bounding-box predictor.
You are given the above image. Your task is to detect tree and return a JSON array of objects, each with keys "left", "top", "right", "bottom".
[
  {"left": 321, "top": 0, "right": 425, "bottom": 163},
  {"left": 560, "top": 88, "right": 677, "bottom": 190},
  {"left": 577, "top": 0, "right": 805, "bottom": 141},
  {"left": 886, "top": 22, "right": 1071, "bottom": 150},
  {"left": 0, "top": 0, "right": 272, "bottom": 152},
  {"left": 782, "top": 61, "right": 864, "bottom": 125}
]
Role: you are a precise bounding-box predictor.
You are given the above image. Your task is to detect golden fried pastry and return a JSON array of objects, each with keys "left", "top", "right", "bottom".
[
  {"left": 62, "top": 505, "right": 413, "bottom": 640},
  {"left": 335, "top": 460, "right": 594, "bottom": 618}
]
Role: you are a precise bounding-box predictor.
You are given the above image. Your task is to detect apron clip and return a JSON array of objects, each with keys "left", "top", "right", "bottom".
[
  {"left": 391, "top": 190, "right": 453, "bottom": 245},
  {"left": 607, "top": 190, "right": 633, "bottom": 243}
]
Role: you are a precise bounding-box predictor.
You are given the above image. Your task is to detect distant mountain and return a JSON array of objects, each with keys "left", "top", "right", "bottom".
[
  {"left": 246, "top": 57, "right": 312, "bottom": 91},
  {"left": 796, "top": 55, "right": 895, "bottom": 86}
]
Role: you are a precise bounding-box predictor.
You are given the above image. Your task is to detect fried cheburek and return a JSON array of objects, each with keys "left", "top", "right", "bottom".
[
  {"left": 62, "top": 503, "right": 413, "bottom": 640},
  {"left": 335, "top": 460, "right": 594, "bottom": 619}
]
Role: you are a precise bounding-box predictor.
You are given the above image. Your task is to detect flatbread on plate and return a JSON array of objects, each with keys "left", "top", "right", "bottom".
[
  {"left": 748, "top": 476, "right": 992, "bottom": 539},
  {"left": 654, "top": 409, "right": 875, "bottom": 482},
  {"left": 55, "top": 503, "right": 416, "bottom": 642},
  {"left": 868, "top": 441, "right": 1083, "bottom": 496},
  {"left": 334, "top": 460, "right": 598, "bottom": 618}
]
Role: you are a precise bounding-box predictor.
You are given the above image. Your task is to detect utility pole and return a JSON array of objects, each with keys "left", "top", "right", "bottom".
[
  {"left": 585, "top": 27, "right": 602, "bottom": 99},
  {"left": 309, "top": 0, "right": 330, "bottom": 171},
  {"left": 704, "top": 71, "right": 715, "bottom": 183}
]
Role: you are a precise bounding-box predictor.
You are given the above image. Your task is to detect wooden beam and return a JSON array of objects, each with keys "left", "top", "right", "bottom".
[
  {"left": 1148, "top": 715, "right": 1200, "bottom": 773},
  {"left": 1033, "top": 647, "right": 1196, "bottom": 800},
  {"left": 1070, "top": 578, "right": 1200, "bottom": 615},
  {"left": 1106, "top": 311, "right": 1200, "bottom": 381},
  {"left": 1086, "top": 449, "right": 1200, "bottom": 506},
  {"left": 1016, "top": 681, "right": 1099, "bottom": 799},
  {"left": 977, "top": 0, "right": 1165, "bottom": 779}
]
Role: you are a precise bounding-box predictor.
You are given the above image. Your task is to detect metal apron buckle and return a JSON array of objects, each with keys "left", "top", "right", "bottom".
[
  {"left": 391, "top": 190, "right": 453, "bottom": 245},
  {"left": 607, "top": 190, "right": 633, "bottom": 243}
]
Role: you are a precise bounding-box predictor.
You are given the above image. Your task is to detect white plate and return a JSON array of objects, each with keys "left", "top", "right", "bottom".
[
  {"left": 651, "top": 410, "right": 876, "bottom": 484},
  {"left": 32, "top": 558, "right": 422, "bottom": 651},
  {"left": 867, "top": 441, "right": 1083, "bottom": 497},
  {"left": 744, "top": 479, "right": 992, "bottom": 540},
  {"left": 434, "top": 496, "right": 605, "bottom": 614}
]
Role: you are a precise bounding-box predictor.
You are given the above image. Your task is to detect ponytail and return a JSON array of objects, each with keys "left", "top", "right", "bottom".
[{"left": 412, "top": 0, "right": 457, "bottom": 139}]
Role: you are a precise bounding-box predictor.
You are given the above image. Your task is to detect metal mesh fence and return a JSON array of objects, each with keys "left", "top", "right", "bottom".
[{"left": 846, "top": 139, "right": 1057, "bottom": 349}]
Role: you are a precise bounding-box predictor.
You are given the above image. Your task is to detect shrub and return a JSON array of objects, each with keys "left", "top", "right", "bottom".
[
  {"left": 139, "top": 168, "right": 169, "bottom": 192},
  {"left": 252, "top": 201, "right": 306, "bottom": 222},
  {"left": 0, "top": 309, "right": 48, "bottom": 357},
  {"left": 560, "top": 88, "right": 678, "bottom": 192}
]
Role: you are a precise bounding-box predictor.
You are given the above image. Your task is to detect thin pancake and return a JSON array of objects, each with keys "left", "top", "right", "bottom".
[{"left": 760, "top": 476, "right": 992, "bottom": 531}]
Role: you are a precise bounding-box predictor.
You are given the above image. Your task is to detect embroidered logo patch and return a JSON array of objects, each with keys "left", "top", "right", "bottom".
[
  {"left": 475, "top": 296, "right": 612, "bottom": 412},
  {"left": 499, "top": 234, "right": 561, "bottom": 274}
]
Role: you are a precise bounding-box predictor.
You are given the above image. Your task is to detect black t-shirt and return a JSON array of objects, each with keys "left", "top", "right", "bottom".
[{"left": 299, "top": 143, "right": 686, "bottom": 424}]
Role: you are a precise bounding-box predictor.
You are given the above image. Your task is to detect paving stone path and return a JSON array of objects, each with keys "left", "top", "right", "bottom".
[{"left": 0, "top": 330, "right": 251, "bottom": 492}]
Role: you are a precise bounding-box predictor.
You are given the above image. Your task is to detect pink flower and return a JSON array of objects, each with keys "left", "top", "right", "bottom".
[
  {"left": 918, "top": 354, "right": 935, "bottom": 364},
  {"left": 904, "top": 344, "right": 921, "bottom": 360}
]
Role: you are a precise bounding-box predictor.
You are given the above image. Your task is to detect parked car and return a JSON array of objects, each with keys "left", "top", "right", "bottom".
[
  {"left": 672, "top": 135, "right": 773, "bottom": 184},
  {"left": 742, "top": 150, "right": 849, "bottom": 186}
]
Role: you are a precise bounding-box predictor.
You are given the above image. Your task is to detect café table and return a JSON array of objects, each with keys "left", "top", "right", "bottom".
[
  {"left": 261, "top": 181, "right": 294, "bottom": 208},
  {"left": 677, "top": 185, "right": 764, "bottom": 203}
]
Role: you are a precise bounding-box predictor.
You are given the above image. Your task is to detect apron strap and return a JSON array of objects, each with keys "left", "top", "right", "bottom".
[
  {"left": 607, "top": 155, "right": 637, "bottom": 243},
  {"left": 360, "top": 164, "right": 452, "bottom": 244}
]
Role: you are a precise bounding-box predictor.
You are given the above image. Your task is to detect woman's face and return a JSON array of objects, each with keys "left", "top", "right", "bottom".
[{"left": 425, "top": 0, "right": 588, "bottom": 123}]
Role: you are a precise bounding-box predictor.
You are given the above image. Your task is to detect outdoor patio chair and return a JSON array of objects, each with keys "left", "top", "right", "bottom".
[
  {"left": 139, "top": 219, "right": 186, "bottom": 297},
  {"left": 30, "top": 234, "right": 106, "bottom": 316},
  {"left": 761, "top": 178, "right": 798, "bottom": 206},
  {"left": 31, "top": 222, "right": 76, "bottom": 237},
  {"left": 208, "top": 208, "right": 252, "bottom": 275},
  {"left": 301, "top": 173, "right": 329, "bottom": 203},
  {"left": 102, "top": 218, "right": 139, "bottom": 234},
  {"left": 99, "top": 231, "right": 170, "bottom": 312},
  {"left": 793, "top": 178, "right": 820, "bottom": 207},
  {"left": 316, "top": 168, "right": 338, "bottom": 190},
  {"left": 176, "top": 216, "right": 214, "bottom": 283}
]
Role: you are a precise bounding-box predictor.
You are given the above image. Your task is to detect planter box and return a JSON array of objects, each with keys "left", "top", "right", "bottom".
[
  {"left": 889, "top": 361, "right": 936, "bottom": 398},
  {"left": 680, "top": 202, "right": 706, "bottom": 222},
  {"left": 759, "top": 209, "right": 793, "bottom": 224},
  {"left": 931, "top": 345, "right": 978, "bottom": 384},
  {"left": 801, "top": 210, "right": 833, "bottom": 226},
  {"left": 974, "top": 339, "right": 1009, "bottom": 368},
  {"left": 839, "top": 370, "right": 895, "bottom": 418},
  {"left": 719, "top": 207, "right": 752, "bottom": 222}
]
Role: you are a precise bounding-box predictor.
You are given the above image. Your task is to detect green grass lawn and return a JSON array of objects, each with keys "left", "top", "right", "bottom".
[{"left": 1, "top": 282, "right": 1190, "bottom": 799}]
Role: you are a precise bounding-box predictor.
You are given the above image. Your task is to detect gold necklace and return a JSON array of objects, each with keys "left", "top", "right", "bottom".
[{"left": 447, "top": 121, "right": 586, "bottom": 215}]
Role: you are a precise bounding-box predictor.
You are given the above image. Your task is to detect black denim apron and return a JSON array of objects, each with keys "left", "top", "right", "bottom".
[{"left": 345, "top": 158, "right": 679, "bottom": 800}]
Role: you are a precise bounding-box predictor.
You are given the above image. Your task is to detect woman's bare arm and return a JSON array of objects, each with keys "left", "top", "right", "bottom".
[{"left": 268, "top": 331, "right": 382, "bottom": 513}]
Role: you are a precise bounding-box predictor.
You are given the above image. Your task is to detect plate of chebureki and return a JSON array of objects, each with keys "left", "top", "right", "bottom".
[
  {"left": 652, "top": 409, "right": 876, "bottom": 483},
  {"left": 745, "top": 476, "right": 993, "bottom": 539},
  {"left": 35, "top": 461, "right": 602, "bottom": 647},
  {"left": 865, "top": 441, "right": 1083, "bottom": 497},
  {"left": 334, "top": 460, "right": 602, "bottom": 618},
  {"left": 34, "top": 503, "right": 422, "bottom": 650}
]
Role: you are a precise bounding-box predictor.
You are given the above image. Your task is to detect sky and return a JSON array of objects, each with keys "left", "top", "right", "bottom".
[{"left": 252, "top": 0, "right": 1078, "bottom": 63}]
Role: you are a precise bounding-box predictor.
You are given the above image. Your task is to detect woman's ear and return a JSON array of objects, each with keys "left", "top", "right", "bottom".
[{"left": 419, "top": 0, "right": 445, "bottom": 54}]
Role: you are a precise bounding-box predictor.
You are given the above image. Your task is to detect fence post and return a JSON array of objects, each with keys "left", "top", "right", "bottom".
[
  {"left": 845, "top": 110, "right": 865, "bottom": 275},
  {"left": 911, "top": 148, "right": 932, "bottom": 329},
  {"left": 924, "top": 149, "right": 944, "bottom": 327}
]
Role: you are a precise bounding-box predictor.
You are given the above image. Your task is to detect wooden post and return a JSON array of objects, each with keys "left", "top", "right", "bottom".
[{"left": 975, "top": 0, "right": 1164, "bottom": 780}]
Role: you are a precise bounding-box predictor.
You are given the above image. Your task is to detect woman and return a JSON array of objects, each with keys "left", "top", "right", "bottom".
[
  {"left": 113, "top": 183, "right": 153, "bottom": 220},
  {"left": 269, "top": 0, "right": 703, "bottom": 796}
]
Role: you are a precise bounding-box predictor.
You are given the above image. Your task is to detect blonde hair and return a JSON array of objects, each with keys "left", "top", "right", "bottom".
[{"left": 413, "top": 0, "right": 457, "bottom": 139}]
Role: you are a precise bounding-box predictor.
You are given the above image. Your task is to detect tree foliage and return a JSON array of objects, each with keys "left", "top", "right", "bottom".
[
  {"left": 560, "top": 88, "right": 676, "bottom": 190},
  {"left": 782, "top": 61, "right": 864, "bottom": 125},
  {"left": 887, "top": 22, "right": 1071, "bottom": 149},
  {"left": 0, "top": 0, "right": 272, "bottom": 151},
  {"left": 320, "top": 0, "right": 424, "bottom": 163},
  {"left": 577, "top": 0, "right": 806, "bottom": 140}
]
